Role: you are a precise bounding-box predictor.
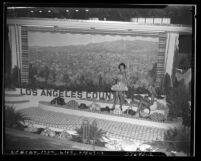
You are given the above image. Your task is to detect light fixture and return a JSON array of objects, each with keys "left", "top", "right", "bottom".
[
  {"left": 85, "top": 9, "right": 89, "bottom": 12},
  {"left": 39, "top": 10, "right": 42, "bottom": 13},
  {"left": 66, "top": 10, "right": 69, "bottom": 12},
  {"left": 30, "top": 10, "right": 34, "bottom": 13},
  {"left": 48, "top": 10, "right": 51, "bottom": 13},
  {"left": 75, "top": 9, "right": 79, "bottom": 12}
]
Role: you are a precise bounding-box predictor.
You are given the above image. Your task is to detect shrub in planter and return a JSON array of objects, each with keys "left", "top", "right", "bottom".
[
  {"left": 5, "top": 105, "right": 29, "bottom": 130},
  {"left": 89, "top": 102, "right": 101, "bottom": 111},
  {"left": 50, "top": 97, "right": 65, "bottom": 105},
  {"left": 123, "top": 109, "right": 136, "bottom": 116},
  {"left": 78, "top": 103, "right": 89, "bottom": 109},
  {"left": 66, "top": 100, "right": 79, "bottom": 108},
  {"left": 100, "top": 106, "right": 110, "bottom": 113},
  {"left": 40, "top": 128, "right": 56, "bottom": 137},
  {"left": 24, "top": 126, "right": 38, "bottom": 133},
  {"left": 58, "top": 130, "right": 72, "bottom": 140}
]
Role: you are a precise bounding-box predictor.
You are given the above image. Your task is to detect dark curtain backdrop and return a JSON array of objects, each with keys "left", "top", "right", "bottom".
[{"left": 5, "top": 26, "right": 12, "bottom": 80}]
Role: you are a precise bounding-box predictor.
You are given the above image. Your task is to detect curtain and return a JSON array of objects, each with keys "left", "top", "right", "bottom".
[
  {"left": 164, "top": 33, "right": 179, "bottom": 86},
  {"left": 5, "top": 26, "right": 12, "bottom": 78},
  {"left": 8, "top": 25, "right": 29, "bottom": 84},
  {"left": 8, "top": 25, "right": 20, "bottom": 70}
]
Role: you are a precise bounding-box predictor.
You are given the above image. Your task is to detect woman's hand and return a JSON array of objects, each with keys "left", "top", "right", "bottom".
[{"left": 112, "top": 78, "right": 118, "bottom": 85}]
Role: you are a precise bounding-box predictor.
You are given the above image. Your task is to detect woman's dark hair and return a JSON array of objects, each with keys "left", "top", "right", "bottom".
[{"left": 118, "top": 63, "right": 126, "bottom": 69}]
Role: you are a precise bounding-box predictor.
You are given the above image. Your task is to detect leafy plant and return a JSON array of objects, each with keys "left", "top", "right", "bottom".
[
  {"left": 166, "top": 82, "right": 190, "bottom": 126},
  {"left": 5, "top": 105, "right": 30, "bottom": 130},
  {"left": 71, "top": 121, "right": 107, "bottom": 147},
  {"left": 163, "top": 126, "right": 191, "bottom": 155},
  {"left": 146, "top": 126, "right": 191, "bottom": 156}
]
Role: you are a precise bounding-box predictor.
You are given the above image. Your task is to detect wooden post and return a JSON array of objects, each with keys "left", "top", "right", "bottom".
[
  {"left": 82, "top": 119, "right": 90, "bottom": 144},
  {"left": 91, "top": 120, "right": 97, "bottom": 151}
]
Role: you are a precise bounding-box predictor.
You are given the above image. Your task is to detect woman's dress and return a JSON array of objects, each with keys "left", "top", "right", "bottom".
[{"left": 111, "top": 72, "right": 128, "bottom": 91}]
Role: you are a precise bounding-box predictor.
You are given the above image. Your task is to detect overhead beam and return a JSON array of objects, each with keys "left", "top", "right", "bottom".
[{"left": 7, "top": 17, "right": 192, "bottom": 35}]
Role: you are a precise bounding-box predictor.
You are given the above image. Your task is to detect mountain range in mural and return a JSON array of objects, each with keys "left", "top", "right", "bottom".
[{"left": 28, "top": 39, "right": 158, "bottom": 89}]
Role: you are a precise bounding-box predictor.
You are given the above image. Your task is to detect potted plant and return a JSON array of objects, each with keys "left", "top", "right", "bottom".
[
  {"left": 5, "top": 105, "right": 30, "bottom": 130},
  {"left": 166, "top": 81, "right": 190, "bottom": 125},
  {"left": 146, "top": 125, "right": 190, "bottom": 156},
  {"left": 71, "top": 120, "right": 107, "bottom": 147},
  {"left": 163, "top": 126, "right": 191, "bottom": 155}
]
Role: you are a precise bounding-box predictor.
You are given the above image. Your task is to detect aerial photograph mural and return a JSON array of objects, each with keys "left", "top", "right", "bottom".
[{"left": 27, "top": 31, "right": 159, "bottom": 92}]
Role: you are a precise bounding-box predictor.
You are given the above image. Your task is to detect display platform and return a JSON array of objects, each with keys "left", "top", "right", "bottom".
[
  {"left": 38, "top": 101, "right": 180, "bottom": 130},
  {"left": 5, "top": 88, "right": 180, "bottom": 130}
]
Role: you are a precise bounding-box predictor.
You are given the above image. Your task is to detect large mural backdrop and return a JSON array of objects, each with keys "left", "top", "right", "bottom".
[{"left": 27, "top": 31, "right": 159, "bottom": 92}]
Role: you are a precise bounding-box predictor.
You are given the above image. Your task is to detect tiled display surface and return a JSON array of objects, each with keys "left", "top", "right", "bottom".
[{"left": 19, "top": 107, "right": 166, "bottom": 143}]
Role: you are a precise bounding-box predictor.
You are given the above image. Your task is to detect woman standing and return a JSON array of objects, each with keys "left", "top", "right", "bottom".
[{"left": 111, "top": 63, "right": 128, "bottom": 111}]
